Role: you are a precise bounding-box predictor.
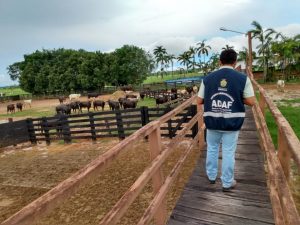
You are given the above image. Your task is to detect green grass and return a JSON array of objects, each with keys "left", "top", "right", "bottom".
[
  {"left": 279, "top": 98, "right": 300, "bottom": 104},
  {"left": 137, "top": 97, "right": 156, "bottom": 108},
  {"left": 143, "top": 72, "right": 203, "bottom": 84},
  {"left": 0, "top": 86, "right": 30, "bottom": 96},
  {"left": 0, "top": 107, "right": 55, "bottom": 119},
  {"left": 265, "top": 106, "right": 300, "bottom": 148}
]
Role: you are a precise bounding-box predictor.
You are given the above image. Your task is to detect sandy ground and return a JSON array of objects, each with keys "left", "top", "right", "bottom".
[
  {"left": 0, "top": 136, "right": 199, "bottom": 224},
  {"left": 0, "top": 84, "right": 299, "bottom": 224},
  {"left": 261, "top": 83, "right": 300, "bottom": 103}
]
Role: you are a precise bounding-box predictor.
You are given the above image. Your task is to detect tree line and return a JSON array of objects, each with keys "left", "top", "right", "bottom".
[
  {"left": 8, "top": 45, "right": 153, "bottom": 94},
  {"left": 152, "top": 21, "right": 300, "bottom": 82}
]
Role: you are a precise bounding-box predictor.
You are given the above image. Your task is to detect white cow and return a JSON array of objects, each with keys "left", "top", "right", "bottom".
[
  {"left": 23, "top": 99, "right": 32, "bottom": 108},
  {"left": 277, "top": 80, "right": 285, "bottom": 92},
  {"left": 69, "top": 93, "right": 81, "bottom": 101}
]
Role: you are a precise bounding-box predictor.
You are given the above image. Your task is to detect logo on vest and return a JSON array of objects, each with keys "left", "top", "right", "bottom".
[
  {"left": 218, "top": 79, "right": 228, "bottom": 91},
  {"left": 210, "top": 92, "right": 234, "bottom": 113},
  {"left": 220, "top": 79, "right": 227, "bottom": 87}
]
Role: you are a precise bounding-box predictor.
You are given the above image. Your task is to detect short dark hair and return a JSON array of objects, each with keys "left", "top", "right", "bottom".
[{"left": 220, "top": 49, "right": 237, "bottom": 65}]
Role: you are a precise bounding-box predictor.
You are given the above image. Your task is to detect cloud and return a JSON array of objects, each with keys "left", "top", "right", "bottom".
[{"left": 1, "top": 0, "right": 300, "bottom": 84}]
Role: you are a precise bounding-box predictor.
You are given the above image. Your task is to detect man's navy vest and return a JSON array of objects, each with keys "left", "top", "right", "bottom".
[{"left": 203, "top": 67, "right": 247, "bottom": 131}]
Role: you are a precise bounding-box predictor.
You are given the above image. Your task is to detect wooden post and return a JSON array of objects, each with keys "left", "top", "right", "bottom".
[
  {"left": 190, "top": 104, "right": 198, "bottom": 138},
  {"left": 89, "top": 113, "right": 97, "bottom": 142},
  {"left": 197, "top": 103, "right": 204, "bottom": 148},
  {"left": 27, "top": 118, "right": 37, "bottom": 144},
  {"left": 148, "top": 127, "right": 167, "bottom": 225},
  {"left": 247, "top": 31, "right": 253, "bottom": 73},
  {"left": 42, "top": 117, "right": 50, "bottom": 145},
  {"left": 8, "top": 118, "right": 17, "bottom": 146},
  {"left": 259, "top": 92, "right": 266, "bottom": 117},
  {"left": 61, "top": 115, "right": 71, "bottom": 144},
  {"left": 116, "top": 110, "right": 125, "bottom": 140},
  {"left": 278, "top": 127, "right": 290, "bottom": 180},
  {"left": 165, "top": 106, "right": 173, "bottom": 138}
]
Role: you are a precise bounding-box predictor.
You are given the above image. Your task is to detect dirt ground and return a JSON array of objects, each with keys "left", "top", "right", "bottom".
[
  {"left": 0, "top": 136, "right": 200, "bottom": 224},
  {"left": 261, "top": 83, "right": 300, "bottom": 103},
  {"left": 1, "top": 84, "right": 300, "bottom": 224}
]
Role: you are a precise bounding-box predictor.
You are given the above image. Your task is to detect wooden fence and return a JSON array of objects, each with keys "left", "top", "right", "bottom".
[
  {"left": 249, "top": 69, "right": 300, "bottom": 225},
  {"left": 0, "top": 119, "right": 29, "bottom": 148},
  {"left": 26, "top": 104, "right": 197, "bottom": 145},
  {"left": 1, "top": 95, "right": 204, "bottom": 225}
]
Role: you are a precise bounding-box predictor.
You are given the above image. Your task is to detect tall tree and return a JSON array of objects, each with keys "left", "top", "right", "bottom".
[
  {"left": 196, "top": 40, "right": 211, "bottom": 72},
  {"left": 153, "top": 46, "right": 168, "bottom": 77},
  {"left": 166, "top": 54, "right": 176, "bottom": 76},
  {"left": 249, "top": 20, "right": 276, "bottom": 81},
  {"left": 188, "top": 46, "right": 197, "bottom": 72},
  {"left": 177, "top": 51, "right": 192, "bottom": 76},
  {"left": 222, "top": 45, "right": 234, "bottom": 50}
]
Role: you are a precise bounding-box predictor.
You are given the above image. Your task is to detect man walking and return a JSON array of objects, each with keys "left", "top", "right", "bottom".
[{"left": 197, "top": 49, "right": 255, "bottom": 191}]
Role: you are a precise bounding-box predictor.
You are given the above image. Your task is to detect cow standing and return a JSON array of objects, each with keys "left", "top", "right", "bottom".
[
  {"left": 58, "top": 96, "right": 65, "bottom": 104},
  {"left": 79, "top": 101, "right": 92, "bottom": 112},
  {"left": 7, "top": 104, "right": 15, "bottom": 114},
  {"left": 93, "top": 100, "right": 105, "bottom": 111},
  {"left": 16, "top": 102, "right": 23, "bottom": 111},
  {"left": 277, "top": 80, "right": 285, "bottom": 92},
  {"left": 108, "top": 100, "right": 120, "bottom": 111}
]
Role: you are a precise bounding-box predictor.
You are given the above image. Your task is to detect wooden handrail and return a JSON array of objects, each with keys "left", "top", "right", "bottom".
[
  {"left": 99, "top": 111, "right": 202, "bottom": 225},
  {"left": 248, "top": 69, "right": 300, "bottom": 225},
  {"left": 250, "top": 76, "right": 300, "bottom": 168},
  {"left": 1, "top": 96, "right": 199, "bottom": 225},
  {"left": 137, "top": 127, "right": 202, "bottom": 225}
]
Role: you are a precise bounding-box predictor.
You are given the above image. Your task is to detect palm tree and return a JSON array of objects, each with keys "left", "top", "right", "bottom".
[
  {"left": 222, "top": 45, "right": 234, "bottom": 50},
  {"left": 208, "top": 53, "right": 220, "bottom": 72},
  {"left": 249, "top": 21, "right": 276, "bottom": 82},
  {"left": 271, "top": 34, "right": 300, "bottom": 80},
  {"left": 196, "top": 40, "right": 211, "bottom": 72},
  {"left": 166, "top": 54, "right": 176, "bottom": 76},
  {"left": 153, "top": 46, "right": 168, "bottom": 77},
  {"left": 177, "top": 51, "right": 192, "bottom": 76},
  {"left": 188, "top": 46, "right": 197, "bottom": 72}
]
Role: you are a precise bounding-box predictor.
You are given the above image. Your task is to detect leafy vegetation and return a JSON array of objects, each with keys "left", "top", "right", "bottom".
[
  {"left": 249, "top": 21, "right": 300, "bottom": 82},
  {"left": 143, "top": 72, "right": 202, "bottom": 84},
  {"left": 7, "top": 45, "right": 152, "bottom": 94}
]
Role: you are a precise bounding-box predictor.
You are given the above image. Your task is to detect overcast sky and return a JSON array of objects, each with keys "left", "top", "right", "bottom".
[{"left": 1, "top": 0, "right": 300, "bottom": 86}]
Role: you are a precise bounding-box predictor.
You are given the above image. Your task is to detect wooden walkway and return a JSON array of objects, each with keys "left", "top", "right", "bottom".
[{"left": 167, "top": 108, "right": 275, "bottom": 225}]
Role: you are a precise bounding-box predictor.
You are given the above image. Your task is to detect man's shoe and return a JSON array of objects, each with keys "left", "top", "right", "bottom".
[
  {"left": 222, "top": 180, "right": 237, "bottom": 192},
  {"left": 207, "top": 177, "right": 216, "bottom": 184}
]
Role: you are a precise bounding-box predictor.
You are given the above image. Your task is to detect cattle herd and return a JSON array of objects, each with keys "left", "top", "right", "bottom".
[
  {"left": 3, "top": 85, "right": 199, "bottom": 115},
  {"left": 6, "top": 99, "right": 32, "bottom": 114}
]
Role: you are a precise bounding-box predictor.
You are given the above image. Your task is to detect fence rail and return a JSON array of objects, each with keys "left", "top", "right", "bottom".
[
  {"left": 248, "top": 69, "right": 300, "bottom": 225},
  {"left": 0, "top": 103, "right": 196, "bottom": 147},
  {"left": 1, "top": 95, "right": 204, "bottom": 225}
]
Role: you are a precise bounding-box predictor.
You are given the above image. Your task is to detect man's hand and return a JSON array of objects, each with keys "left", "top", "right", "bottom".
[
  {"left": 244, "top": 96, "right": 255, "bottom": 106},
  {"left": 197, "top": 97, "right": 204, "bottom": 105}
]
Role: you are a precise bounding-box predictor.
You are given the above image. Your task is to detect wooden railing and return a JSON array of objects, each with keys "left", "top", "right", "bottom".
[
  {"left": 248, "top": 69, "right": 300, "bottom": 225},
  {"left": 1, "top": 95, "right": 205, "bottom": 225}
]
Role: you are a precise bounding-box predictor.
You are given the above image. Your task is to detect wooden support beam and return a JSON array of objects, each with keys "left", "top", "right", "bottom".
[
  {"left": 278, "top": 127, "right": 291, "bottom": 180},
  {"left": 148, "top": 127, "right": 167, "bottom": 225}
]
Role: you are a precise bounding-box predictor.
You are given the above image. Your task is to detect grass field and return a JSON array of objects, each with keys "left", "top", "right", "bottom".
[
  {"left": 143, "top": 72, "right": 203, "bottom": 84},
  {"left": 0, "top": 97, "right": 157, "bottom": 120},
  {"left": 0, "top": 108, "right": 55, "bottom": 119},
  {"left": 265, "top": 104, "right": 300, "bottom": 211},
  {"left": 0, "top": 86, "right": 30, "bottom": 96},
  {"left": 265, "top": 106, "right": 300, "bottom": 147}
]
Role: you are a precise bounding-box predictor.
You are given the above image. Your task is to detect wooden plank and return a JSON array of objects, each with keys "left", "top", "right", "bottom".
[
  {"left": 170, "top": 206, "right": 273, "bottom": 225},
  {"left": 175, "top": 191, "right": 274, "bottom": 224}
]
